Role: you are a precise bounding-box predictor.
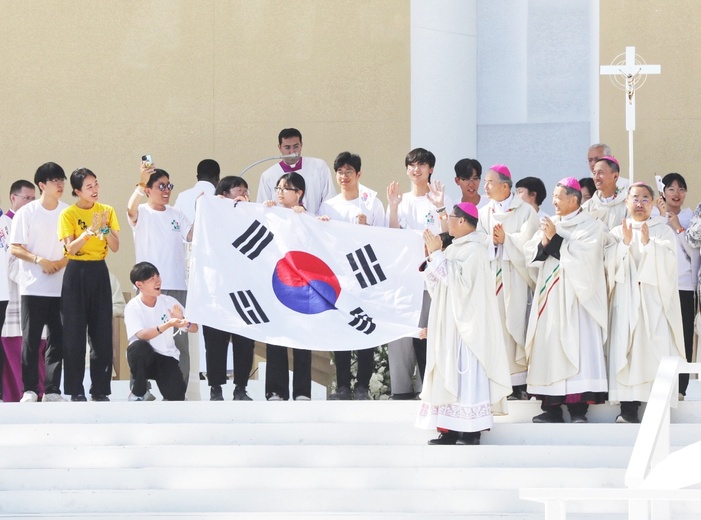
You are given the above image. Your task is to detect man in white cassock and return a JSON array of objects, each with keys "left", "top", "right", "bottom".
[
  {"left": 416, "top": 202, "right": 511, "bottom": 445},
  {"left": 524, "top": 178, "right": 610, "bottom": 424},
  {"left": 581, "top": 156, "right": 629, "bottom": 230},
  {"left": 608, "top": 182, "right": 685, "bottom": 423},
  {"left": 478, "top": 164, "right": 539, "bottom": 400}
]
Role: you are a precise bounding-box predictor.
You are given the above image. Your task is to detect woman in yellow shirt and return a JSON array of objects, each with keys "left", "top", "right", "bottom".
[{"left": 58, "top": 168, "right": 120, "bottom": 402}]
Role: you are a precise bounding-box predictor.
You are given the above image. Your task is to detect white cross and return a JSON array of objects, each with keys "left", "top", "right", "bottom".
[{"left": 600, "top": 46, "right": 660, "bottom": 182}]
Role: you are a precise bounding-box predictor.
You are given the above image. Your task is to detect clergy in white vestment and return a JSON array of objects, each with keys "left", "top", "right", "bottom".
[
  {"left": 524, "top": 178, "right": 611, "bottom": 424},
  {"left": 607, "top": 182, "right": 685, "bottom": 423},
  {"left": 416, "top": 202, "right": 511, "bottom": 445},
  {"left": 478, "top": 164, "right": 539, "bottom": 399},
  {"left": 581, "top": 156, "right": 629, "bottom": 231}
]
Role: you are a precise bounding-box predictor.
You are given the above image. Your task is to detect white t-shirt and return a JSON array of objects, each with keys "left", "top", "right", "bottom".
[
  {"left": 319, "top": 193, "right": 385, "bottom": 227},
  {"left": 256, "top": 157, "right": 336, "bottom": 216},
  {"left": 124, "top": 294, "right": 181, "bottom": 360},
  {"left": 10, "top": 200, "right": 68, "bottom": 297},
  {"left": 0, "top": 214, "right": 11, "bottom": 301},
  {"left": 387, "top": 192, "right": 454, "bottom": 234},
  {"left": 174, "top": 180, "right": 216, "bottom": 225},
  {"left": 129, "top": 204, "right": 192, "bottom": 291}
]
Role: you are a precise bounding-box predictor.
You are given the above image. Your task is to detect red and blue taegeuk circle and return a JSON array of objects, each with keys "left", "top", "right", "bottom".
[{"left": 272, "top": 251, "right": 341, "bottom": 314}]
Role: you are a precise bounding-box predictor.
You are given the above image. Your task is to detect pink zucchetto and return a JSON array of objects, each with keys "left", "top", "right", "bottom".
[
  {"left": 598, "top": 155, "right": 620, "bottom": 168},
  {"left": 456, "top": 202, "right": 479, "bottom": 220},
  {"left": 489, "top": 164, "right": 512, "bottom": 179},
  {"left": 558, "top": 177, "right": 581, "bottom": 191}
]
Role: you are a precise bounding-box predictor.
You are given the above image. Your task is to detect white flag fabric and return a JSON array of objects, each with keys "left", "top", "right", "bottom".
[
  {"left": 358, "top": 183, "right": 378, "bottom": 213},
  {"left": 186, "top": 196, "right": 424, "bottom": 351}
]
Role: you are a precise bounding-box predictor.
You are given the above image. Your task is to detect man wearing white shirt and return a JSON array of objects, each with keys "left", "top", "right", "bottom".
[
  {"left": 10, "top": 163, "right": 69, "bottom": 403},
  {"left": 128, "top": 164, "right": 193, "bottom": 387},
  {"left": 386, "top": 148, "right": 450, "bottom": 399},
  {"left": 256, "top": 128, "right": 335, "bottom": 216},
  {"left": 173, "top": 159, "right": 220, "bottom": 224},
  {"left": 125, "top": 262, "right": 198, "bottom": 401},
  {"left": 319, "top": 152, "right": 384, "bottom": 400}
]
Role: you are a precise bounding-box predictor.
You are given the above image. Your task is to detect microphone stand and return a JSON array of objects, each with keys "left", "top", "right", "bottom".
[{"left": 239, "top": 154, "right": 299, "bottom": 177}]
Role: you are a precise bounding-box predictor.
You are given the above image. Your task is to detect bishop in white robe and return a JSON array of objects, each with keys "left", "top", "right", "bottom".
[
  {"left": 608, "top": 183, "right": 685, "bottom": 423},
  {"left": 581, "top": 156, "right": 629, "bottom": 230},
  {"left": 416, "top": 202, "right": 511, "bottom": 445}
]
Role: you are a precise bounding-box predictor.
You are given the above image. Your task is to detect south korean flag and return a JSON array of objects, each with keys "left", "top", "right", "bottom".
[{"left": 186, "top": 196, "right": 424, "bottom": 351}]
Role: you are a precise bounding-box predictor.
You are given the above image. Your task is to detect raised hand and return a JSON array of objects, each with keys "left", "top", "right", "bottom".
[
  {"left": 621, "top": 218, "right": 633, "bottom": 245},
  {"left": 427, "top": 180, "right": 445, "bottom": 208},
  {"left": 386, "top": 181, "right": 402, "bottom": 208}
]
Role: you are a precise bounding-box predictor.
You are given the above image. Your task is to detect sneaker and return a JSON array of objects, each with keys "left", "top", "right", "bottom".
[
  {"left": 233, "top": 386, "right": 253, "bottom": 401},
  {"left": 41, "top": 393, "right": 67, "bottom": 402},
  {"left": 428, "top": 431, "right": 460, "bottom": 445},
  {"left": 294, "top": 395, "right": 311, "bottom": 401},
  {"left": 456, "top": 432, "right": 481, "bottom": 445},
  {"left": 128, "top": 392, "right": 145, "bottom": 402},
  {"left": 20, "top": 391, "right": 39, "bottom": 403},
  {"left": 267, "top": 393, "right": 284, "bottom": 401},
  {"left": 615, "top": 414, "right": 640, "bottom": 424},
  {"left": 210, "top": 385, "right": 224, "bottom": 401},
  {"left": 532, "top": 411, "right": 564, "bottom": 423},
  {"left": 570, "top": 415, "right": 588, "bottom": 424},
  {"left": 329, "top": 386, "right": 351, "bottom": 400},
  {"left": 90, "top": 394, "right": 110, "bottom": 402},
  {"left": 353, "top": 386, "right": 371, "bottom": 400},
  {"left": 71, "top": 394, "right": 87, "bottom": 402}
]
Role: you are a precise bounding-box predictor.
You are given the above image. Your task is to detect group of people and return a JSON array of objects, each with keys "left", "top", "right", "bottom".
[{"left": 0, "top": 132, "right": 697, "bottom": 447}]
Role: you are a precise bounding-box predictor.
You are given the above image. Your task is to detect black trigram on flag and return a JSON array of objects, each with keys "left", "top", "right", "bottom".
[
  {"left": 346, "top": 244, "right": 386, "bottom": 289},
  {"left": 232, "top": 220, "right": 274, "bottom": 260},
  {"left": 230, "top": 290, "right": 270, "bottom": 325},
  {"left": 348, "top": 307, "right": 376, "bottom": 335}
]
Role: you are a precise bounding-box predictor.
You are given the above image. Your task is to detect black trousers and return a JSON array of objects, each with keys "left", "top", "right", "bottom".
[
  {"left": 202, "top": 325, "right": 254, "bottom": 388},
  {"left": 127, "top": 340, "right": 185, "bottom": 401},
  {"left": 0, "top": 300, "right": 8, "bottom": 398},
  {"left": 335, "top": 347, "right": 375, "bottom": 389},
  {"left": 265, "top": 344, "right": 311, "bottom": 400},
  {"left": 61, "top": 260, "right": 112, "bottom": 397},
  {"left": 20, "top": 296, "right": 62, "bottom": 394},
  {"left": 679, "top": 290, "right": 697, "bottom": 395}
]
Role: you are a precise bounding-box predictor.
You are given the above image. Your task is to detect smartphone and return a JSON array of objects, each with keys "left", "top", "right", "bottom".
[{"left": 142, "top": 154, "right": 152, "bottom": 167}]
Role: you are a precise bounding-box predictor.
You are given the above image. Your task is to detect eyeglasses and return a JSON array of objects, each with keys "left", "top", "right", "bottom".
[
  {"left": 336, "top": 169, "right": 356, "bottom": 177},
  {"left": 463, "top": 176, "right": 480, "bottom": 183},
  {"left": 276, "top": 186, "right": 299, "bottom": 194},
  {"left": 629, "top": 197, "right": 651, "bottom": 206},
  {"left": 14, "top": 195, "right": 35, "bottom": 201},
  {"left": 157, "top": 182, "right": 174, "bottom": 192}
]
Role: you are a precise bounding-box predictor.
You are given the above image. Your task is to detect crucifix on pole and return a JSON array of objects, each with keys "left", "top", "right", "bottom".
[{"left": 600, "top": 46, "right": 661, "bottom": 183}]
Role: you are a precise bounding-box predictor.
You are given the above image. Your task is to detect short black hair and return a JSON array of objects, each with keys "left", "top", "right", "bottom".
[
  {"left": 277, "top": 171, "right": 306, "bottom": 206},
  {"left": 661, "top": 173, "right": 687, "bottom": 192},
  {"left": 197, "top": 159, "right": 220, "bottom": 183},
  {"left": 34, "top": 162, "right": 66, "bottom": 193},
  {"left": 333, "top": 151, "right": 361, "bottom": 173},
  {"left": 10, "top": 179, "right": 35, "bottom": 197},
  {"left": 130, "top": 261, "right": 160, "bottom": 285},
  {"left": 146, "top": 169, "right": 170, "bottom": 188},
  {"left": 405, "top": 148, "right": 436, "bottom": 169},
  {"left": 578, "top": 177, "right": 596, "bottom": 195},
  {"left": 215, "top": 175, "right": 248, "bottom": 196},
  {"left": 278, "top": 128, "right": 303, "bottom": 145},
  {"left": 69, "top": 168, "right": 96, "bottom": 197},
  {"left": 454, "top": 158, "right": 482, "bottom": 179},
  {"left": 515, "top": 176, "right": 547, "bottom": 206}
]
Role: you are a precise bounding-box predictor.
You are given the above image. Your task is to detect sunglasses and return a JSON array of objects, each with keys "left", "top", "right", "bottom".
[{"left": 157, "top": 182, "right": 174, "bottom": 192}]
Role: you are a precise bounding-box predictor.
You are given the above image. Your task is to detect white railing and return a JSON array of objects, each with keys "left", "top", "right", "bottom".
[{"left": 520, "top": 356, "right": 701, "bottom": 520}]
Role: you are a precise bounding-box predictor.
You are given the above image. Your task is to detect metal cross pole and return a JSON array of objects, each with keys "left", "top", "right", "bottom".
[{"left": 600, "top": 46, "right": 661, "bottom": 183}]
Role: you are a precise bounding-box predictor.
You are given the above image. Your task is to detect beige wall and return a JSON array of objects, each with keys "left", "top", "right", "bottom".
[
  {"left": 601, "top": 1, "right": 700, "bottom": 200},
  {"left": 0, "top": 0, "right": 410, "bottom": 286}
]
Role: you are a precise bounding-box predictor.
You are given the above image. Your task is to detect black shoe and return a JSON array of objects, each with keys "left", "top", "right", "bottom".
[
  {"left": 390, "top": 392, "right": 418, "bottom": 400},
  {"left": 428, "top": 431, "right": 460, "bottom": 445},
  {"left": 329, "top": 386, "right": 352, "bottom": 400},
  {"left": 532, "top": 411, "right": 564, "bottom": 423},
  {"left": 233, "top": 386, "right": 252, "bottom": 401},
  {"left": 90, "top": 394, "right": 110, "bottom": 402},
  {"left": 615, "top": 414, "right": 640, "bottom": 424},
  {"left": 71, "top": 394, "right": 87, "bottom": 402},
  {"left": 353, "top": 385, "right": 371, "bottom": 400},
  {"left": 456, "top": 432, "right": 481, "bottom": 445},
  {"left": 570, "top": 415, "right": 588, "bottom": 423},
  {"left": 210, "top": 385, "right": 224, "bottom": 401}
]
